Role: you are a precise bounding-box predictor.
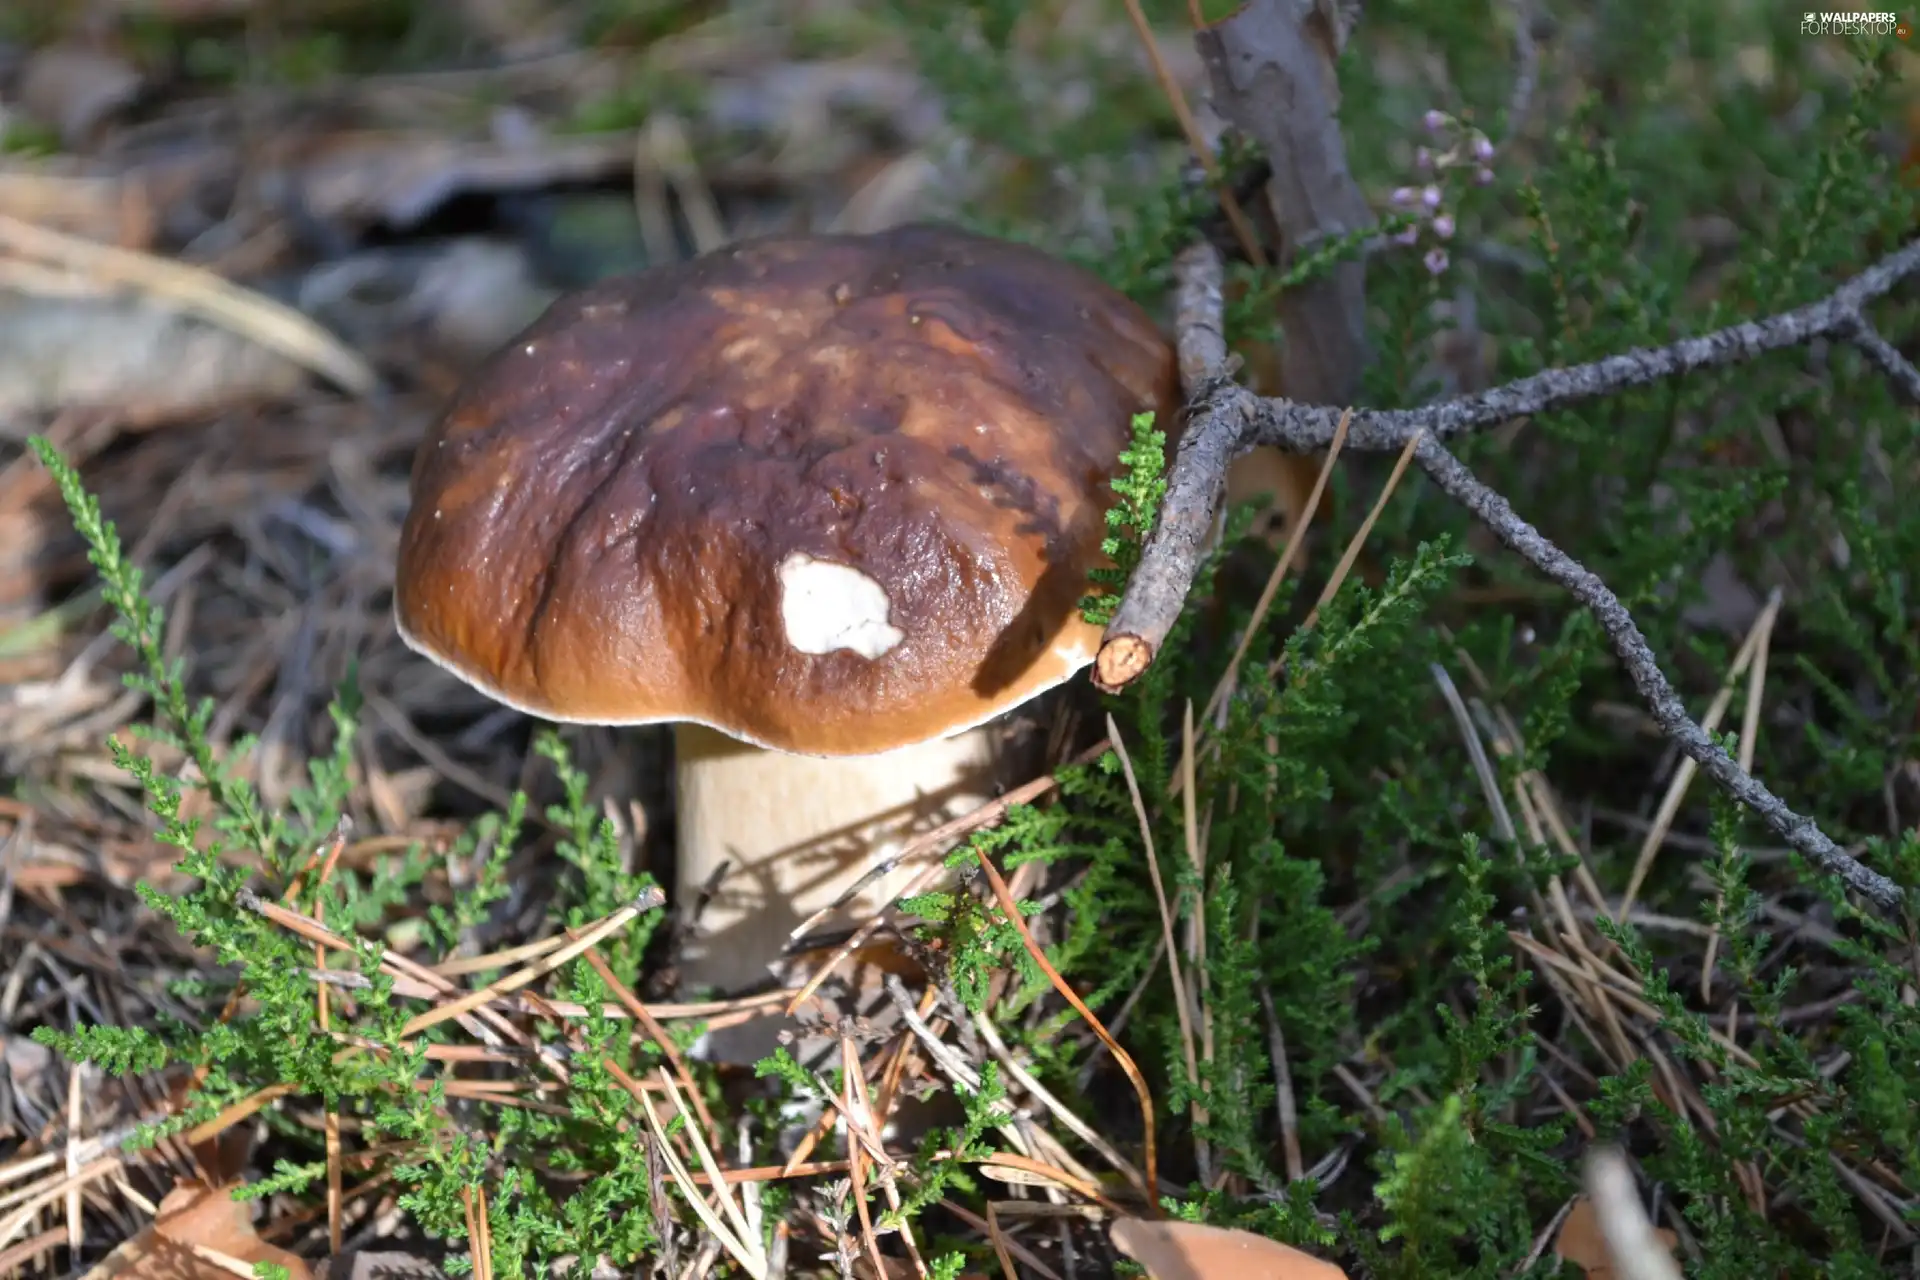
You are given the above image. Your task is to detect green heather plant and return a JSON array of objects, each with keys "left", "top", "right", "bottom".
[{"left": 17, "top": 2, "right": 1920, "bottom": 1278}]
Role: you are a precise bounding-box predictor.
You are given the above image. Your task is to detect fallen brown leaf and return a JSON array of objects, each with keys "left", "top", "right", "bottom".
[
  {"left": 1109, "top": 1217, "right": 1348, "bottom": 1280},
  {"left": 162, "top": 1076, "right": 255, "bottom": 1185},
  {"left": 1555, "top": 1194, "right": 1681, "bottom": 1279},
  {"left": 82, "top": 1180, "right": 311, "bottom": 1280}
]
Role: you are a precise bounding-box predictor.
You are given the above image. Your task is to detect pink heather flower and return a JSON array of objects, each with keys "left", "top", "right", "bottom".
[
  {"left": 1421, "top": 184, "right": 1443, "bottom": 209},
  {"left": 1475, "top": 166, "right": 1495, "bottom": 186},
  {"left": 1431, "top": 213, "right": 1455, "bottom": 240},
  {"left": 1423, "top": 109, "right": 1448, "bottom": 132},
  {"left": 1415, "top": 145, "right": 1434, "bottom": 171},
  {"left": 1394, "top": 223, "right": 1421, "bottom": 246},
  {"left": 1390, "top": 186, "right": 1419, "bottom": 207},
  {"left": 1424, "top": 247, "right": 1449, "bottom": 275}
]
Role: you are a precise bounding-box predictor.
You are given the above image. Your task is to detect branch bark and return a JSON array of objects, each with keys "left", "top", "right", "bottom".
[
  {"left": 1095, "top": 242, "right": 1244, "bottom": 691},
  {"left": 1414, "top": 435, "right": 1902, "bottom": 907},
  {"left": 1226, "top": 237, "right": 1920, "bottom": 456},
  {"left": 1194, "top": 0, "right": 1370, "bottom": 405},
  {"left": 1846, "top": 315, "right": 1920, "bottom": 402},
  {"left": 1095, "top": 237, "right": 1920, "bottom": 909}
]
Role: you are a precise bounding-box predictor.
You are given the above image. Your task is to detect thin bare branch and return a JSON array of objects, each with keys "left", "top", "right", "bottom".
[
  {"left": 1414, "top": 434, "right": 1901, "bottom": 907},
  {"left": 1093, "top": 244, "right": 1247, "bottom": 691},
  {"left": 1846, "top": 315, "right": 1920, "bottom": 402},
  {"left": 1094, "top": 236, "right": 1920, "bottom": 908},
  {"left": 1231, "top": 237, "right": 1920, "bottom": 453}
]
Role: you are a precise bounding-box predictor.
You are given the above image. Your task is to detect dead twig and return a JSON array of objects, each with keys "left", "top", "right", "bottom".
[
  {"left": 1194, "top": 0, "right": 1370, "bottom": 405},
  {"left": 1845, "top": 315, "right": 1920, "bottom": 402},
  {"left": 1117, "top": 0, "right": 1266, "bottom": 268},
  {"left": 1096, "top": 237, "right": 1920, "bottom": 909},
  {"left": 1092, "top": 242, "right": 1245, "bottom": 692},
  {"left": 1414, "top": 434, "right": 1900, "bottom": 907}
]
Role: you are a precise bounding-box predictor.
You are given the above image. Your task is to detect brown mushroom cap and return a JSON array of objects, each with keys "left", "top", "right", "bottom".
[{"left": 393, "top": 222, "right": 1179, "bottom": 755}]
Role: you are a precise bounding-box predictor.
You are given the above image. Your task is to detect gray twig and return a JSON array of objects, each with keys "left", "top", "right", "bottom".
[
  {"left": 1846, "top": 316, "right": 1920, "bottom": 403},
  {"left": 1414, "top": 434, "right": 1901, "bottom": 907},
  {"left": 1244, "top": 237, "right": 1920, "bottom": 454},
  {"left": 1195, "top": 0, "right": 1371, "bottom": 405},
  {"left": 1227, "top": 237, "right": 1920, "bottom": 455},
  {"left": 1099, "top": 238, "right": 1920, "bottom": 685},
  {"left": 1095, "top": 236, "right": 1920, "bottom": 909},
  {"left": 1094, "top": 245, "right": 1247, "bottom": 691}
]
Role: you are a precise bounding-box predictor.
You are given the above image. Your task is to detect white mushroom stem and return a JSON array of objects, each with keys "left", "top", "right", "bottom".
[{"left": 670, "top": 721, "right": 1002, "bottom": 998}]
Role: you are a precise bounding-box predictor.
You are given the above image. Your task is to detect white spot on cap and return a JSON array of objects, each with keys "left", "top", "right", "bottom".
[{"left": 777, "top": 553, "right": 904, "bottom": 660}]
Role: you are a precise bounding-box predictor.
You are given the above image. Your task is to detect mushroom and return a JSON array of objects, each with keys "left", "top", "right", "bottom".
[{"left": 392, "top": 223, "right": 1177, "bottom": 1055}]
